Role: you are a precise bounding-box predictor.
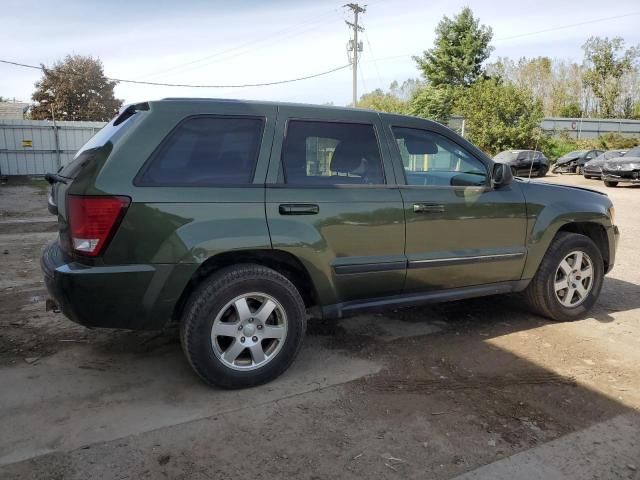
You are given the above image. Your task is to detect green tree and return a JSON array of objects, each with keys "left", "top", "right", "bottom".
[
  {"left": 558, "top": 103, "right": 583, "bottom": 118},
  {"left": 357, "top": 80, "right": 421, "bottom": 114},
  {"left": 31, "top": 55, "right": 123, "bottom": 121},
  {"left": 454, "top": 78, "right": 544, "bottom": 154},
  {"left": 413, "top": 7, "right": 493, "bottom": 87},
  {"left": 409, "top": 85, "right": 461, "bottom": 123},
  {"left": 582, "top": 37, "right": 638, "bottom": 118}
]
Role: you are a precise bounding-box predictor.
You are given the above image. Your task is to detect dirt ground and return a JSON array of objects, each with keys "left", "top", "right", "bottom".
[{"left": 0, "top": 174, "right": 639, "bottom": 479}]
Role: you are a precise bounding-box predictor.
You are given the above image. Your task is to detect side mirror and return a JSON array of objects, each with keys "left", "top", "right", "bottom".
[{"left": 492, "top": 163, "right": 513, "bottom": 188}]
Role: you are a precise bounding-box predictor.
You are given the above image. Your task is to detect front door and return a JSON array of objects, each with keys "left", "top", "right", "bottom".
[
  {"left": 265, "top": 107, "right": 406, "bottom": 307},
  {"left": 384, "top": 120, "right": 528, "bottom": 292}
]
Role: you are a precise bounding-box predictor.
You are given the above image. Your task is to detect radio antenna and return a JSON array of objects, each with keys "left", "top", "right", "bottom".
[{"left": 528, "top": 130, "right": 541, "bottom": 182}]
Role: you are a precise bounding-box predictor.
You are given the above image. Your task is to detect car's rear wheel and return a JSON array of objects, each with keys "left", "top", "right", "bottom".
[
  {"left": 524, "top": 232, "right": 604, "bottom": 321},
  {"left": 538, "top": 166, "right": 548, "bottom": 177},
  {"left": 604, "top": 180, "right": 618, "bottom": 187},
  {"left": 180, "top": 264, "right": 307, "bottom": 389}
]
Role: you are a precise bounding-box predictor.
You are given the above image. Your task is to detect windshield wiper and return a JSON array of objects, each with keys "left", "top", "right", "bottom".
[{"left": 44, "top": 173, "right": 68, "bottom": 185}]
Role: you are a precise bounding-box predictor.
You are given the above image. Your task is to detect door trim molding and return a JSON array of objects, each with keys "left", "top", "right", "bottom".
[
  {"left": 333, "top": 261, "right": 407, "bottom": 275},
  {"left": 408, "top": 252, "right": 525, "bottom": 269}
]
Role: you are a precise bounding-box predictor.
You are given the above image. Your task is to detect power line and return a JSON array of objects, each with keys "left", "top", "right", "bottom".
[
  {"left": 144, "top": 8, "right": 343, "bottom": 79},
  {"left": 363, "top": 30, "right": 383, "bottom": 86},
  {"left": 350, "top": 11, "right": 640, "bottom": 65},
  {"left": 0, "top": 59, "right": 351, "bottom": 88},
  {"left": 494, "top": 11, "right": 640, "bottom": 41}
]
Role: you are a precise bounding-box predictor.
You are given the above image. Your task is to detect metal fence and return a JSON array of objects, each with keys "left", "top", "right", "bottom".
[
  {"left": 1, "top": 115, "right": 640, "bottom": 176},
  {"left": 449, "top": 116, "right": 640, "bottom": 139},
  {"left": 0, "top": 119, "right": 106, "bottom": 176},
  {"left": 540, "top": 117, "right": 640, "bottom": 139}
]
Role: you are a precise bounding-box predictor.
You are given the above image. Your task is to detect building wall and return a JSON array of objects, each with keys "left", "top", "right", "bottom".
[
  {"left": 448, "top": 116, "right": 640, "bottom": 139},
  {"left": 0, "top": 120, "right": 105, "bottom": 176},
  {"left": 540, "top": 117, "right": 640, "bottom": 139}
]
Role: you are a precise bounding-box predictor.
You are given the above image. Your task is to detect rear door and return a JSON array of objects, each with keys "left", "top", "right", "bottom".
[
  {"left": 265, "top": 107, "right": 406, "bottom": 307},
  {"left": 382, "top": 116, "right": 528, "bottom": 293}
]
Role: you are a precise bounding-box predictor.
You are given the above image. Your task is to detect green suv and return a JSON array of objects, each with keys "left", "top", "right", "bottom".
[{"left": 42, "top": 99, "right": 619, "bottom": 388}]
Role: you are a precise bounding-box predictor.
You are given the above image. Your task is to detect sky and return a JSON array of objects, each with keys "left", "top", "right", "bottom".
[{"left": 1, "top": 0, "right": 639, "bottom": 107}]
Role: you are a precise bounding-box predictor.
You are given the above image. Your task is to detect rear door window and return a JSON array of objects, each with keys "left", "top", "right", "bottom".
[
  {"left": 136, "top": 116, "right": 264, "bottom": 186},
  {"left": 281, "top": 120, "right": 385, "bottom": 185}
]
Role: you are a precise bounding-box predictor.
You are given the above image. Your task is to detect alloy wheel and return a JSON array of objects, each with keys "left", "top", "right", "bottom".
[
  {"left": 554, "top": 250, "right": 594, "bottom": 308},
  {"left": 210, "top": 292, "right": 288, "bottom": 371}
]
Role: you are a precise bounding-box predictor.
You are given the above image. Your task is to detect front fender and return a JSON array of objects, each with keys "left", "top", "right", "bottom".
[{"left": 519, "top": 181, "right": 614, "bottom": 279}]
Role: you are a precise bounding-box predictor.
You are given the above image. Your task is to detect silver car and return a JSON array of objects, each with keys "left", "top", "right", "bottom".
[{"left": 583, "top": 150, "right": 627, "bottom": 179}]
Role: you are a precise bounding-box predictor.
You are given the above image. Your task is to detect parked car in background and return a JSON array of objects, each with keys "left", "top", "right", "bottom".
[
  {"left": 42, "top": 99, "right": 619, "bottom": 389},
  {"left": 493, "top": 150, "right": 549, "bottom": 177},
  {"left": 583, "top": 150, "right": 628, "bottom": 179},
  {"left": 602, "top": 145, "right": 640, "bottom": 187},
  {"left": 553, "top": 149, "right": 604, "bottom": 175}
]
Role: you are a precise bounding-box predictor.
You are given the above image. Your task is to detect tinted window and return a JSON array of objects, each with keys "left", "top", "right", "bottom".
[
  {"left": 281, "top": 121, "right": 385, "bottom": 185},
  {"left": 392, "top": 127, "right": 488, "bottom": 187},
  {"left": 137, "top": 116, "right": 263, "bottom": 186}
]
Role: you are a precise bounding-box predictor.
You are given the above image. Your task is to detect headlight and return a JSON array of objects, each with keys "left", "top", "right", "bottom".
[
  {"left": 627, "top": 163, "right": 640, "bottom": 170},
  {"left": 608, "top": 206, "right": 616, "bottom": 224}
]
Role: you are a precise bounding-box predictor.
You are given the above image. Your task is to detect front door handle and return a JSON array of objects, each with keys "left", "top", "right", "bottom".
[
  {"left": 279, "top": 204, "right": 320, "bottom": 215},
  {"left": 413, "top": 203, "right": 445, "bottom": 213}
]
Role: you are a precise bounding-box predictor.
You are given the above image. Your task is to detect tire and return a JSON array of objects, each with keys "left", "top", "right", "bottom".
[
  {"left": 524, "top": 232, "right": 604, "bottom": 322},
  {"left": 180, "top": 264, "right": 307, "bottom": 389},
  {"left": 604, "top": 180, "right": 618, "bottom": 188},
  {"left": 538, "top": 166, "right": 548, "bottom": 177},
  {"left": 576, "top": 166, "right": 583, "bottom": 175}
]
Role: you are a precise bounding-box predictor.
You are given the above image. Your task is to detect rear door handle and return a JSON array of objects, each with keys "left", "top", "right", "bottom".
[
  {"left": 413, "top": 203, "right": 445, "bottom": 213},
  {"left": 279, "top": 204, "right": 319, "bottom": 215}
]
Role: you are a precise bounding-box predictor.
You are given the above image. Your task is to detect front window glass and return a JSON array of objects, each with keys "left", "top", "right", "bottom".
[{"left": 392, "top": 127, "right": 488, "bottom": 187}]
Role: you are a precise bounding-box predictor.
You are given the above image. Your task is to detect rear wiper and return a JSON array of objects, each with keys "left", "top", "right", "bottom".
[{"left": 44, "top": 173, "right": 68, "bottom": 185}]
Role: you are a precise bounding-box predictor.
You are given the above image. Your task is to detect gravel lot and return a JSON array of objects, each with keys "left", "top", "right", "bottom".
[{"left": 0, "top": 174, "right": 639, "bottom": 479}]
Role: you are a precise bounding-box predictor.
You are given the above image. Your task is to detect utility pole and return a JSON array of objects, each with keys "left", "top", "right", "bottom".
[{"left": 345, "top": 3, "right": 365, "bottom": 106}]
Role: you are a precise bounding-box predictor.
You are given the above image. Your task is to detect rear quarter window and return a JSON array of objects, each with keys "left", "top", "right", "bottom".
[{"left": 135, "top": 115, "right": 264, "bottom": 187}]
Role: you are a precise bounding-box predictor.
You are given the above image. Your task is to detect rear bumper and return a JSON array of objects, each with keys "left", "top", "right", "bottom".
[{"left": 41, "top": 240, "right": 192, "bottom": 330}]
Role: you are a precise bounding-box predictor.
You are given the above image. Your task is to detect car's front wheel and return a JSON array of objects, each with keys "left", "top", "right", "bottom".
[
  {"left": 604, "top": 180, "right": 618, "bottom": 188},
  {"left": 180, "top": 264, "right": 307, "bottom": 389},
  {"left": 524, "top": 232, "right": 604, "bottom": 321}
]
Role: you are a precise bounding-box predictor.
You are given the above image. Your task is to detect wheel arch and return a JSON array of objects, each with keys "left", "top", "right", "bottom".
[
  {"left": 171, "top": 249, "right": 317, "bottom": 324},
  {"left": 523, "top": 219, "right": 610, "bottom": 280},
  {"left": 556, "top": 222, "right": 610, "bottom": 271}
]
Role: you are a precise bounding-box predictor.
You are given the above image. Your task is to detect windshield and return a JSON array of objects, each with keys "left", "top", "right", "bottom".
[
  {"left": 625, "top": 146, "right": 640, "bottom": 157},
  {"left": 559, "top": 150, "right": 586, "bottom": 160},
  {"left": 58, "top": 106, "right": 144, "bottom": 178},
  {"left": 597, "top": 150, "right": 626, "bottom": 161},
  {"left": 494, "top": 151, "right": 518, "bottom": 162}
]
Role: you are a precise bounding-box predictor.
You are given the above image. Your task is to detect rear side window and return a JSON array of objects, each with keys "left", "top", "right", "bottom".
[
  {"left": 136, "top": 116, "right": 264, "bottom": 186},
  {"left": 281, "top": 120, "right": 385, "bottom": 185}
]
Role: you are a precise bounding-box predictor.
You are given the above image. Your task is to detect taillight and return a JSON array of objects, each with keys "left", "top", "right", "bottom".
[{"left": 67, "top": 195, "right": 130, "bottom": 257}]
